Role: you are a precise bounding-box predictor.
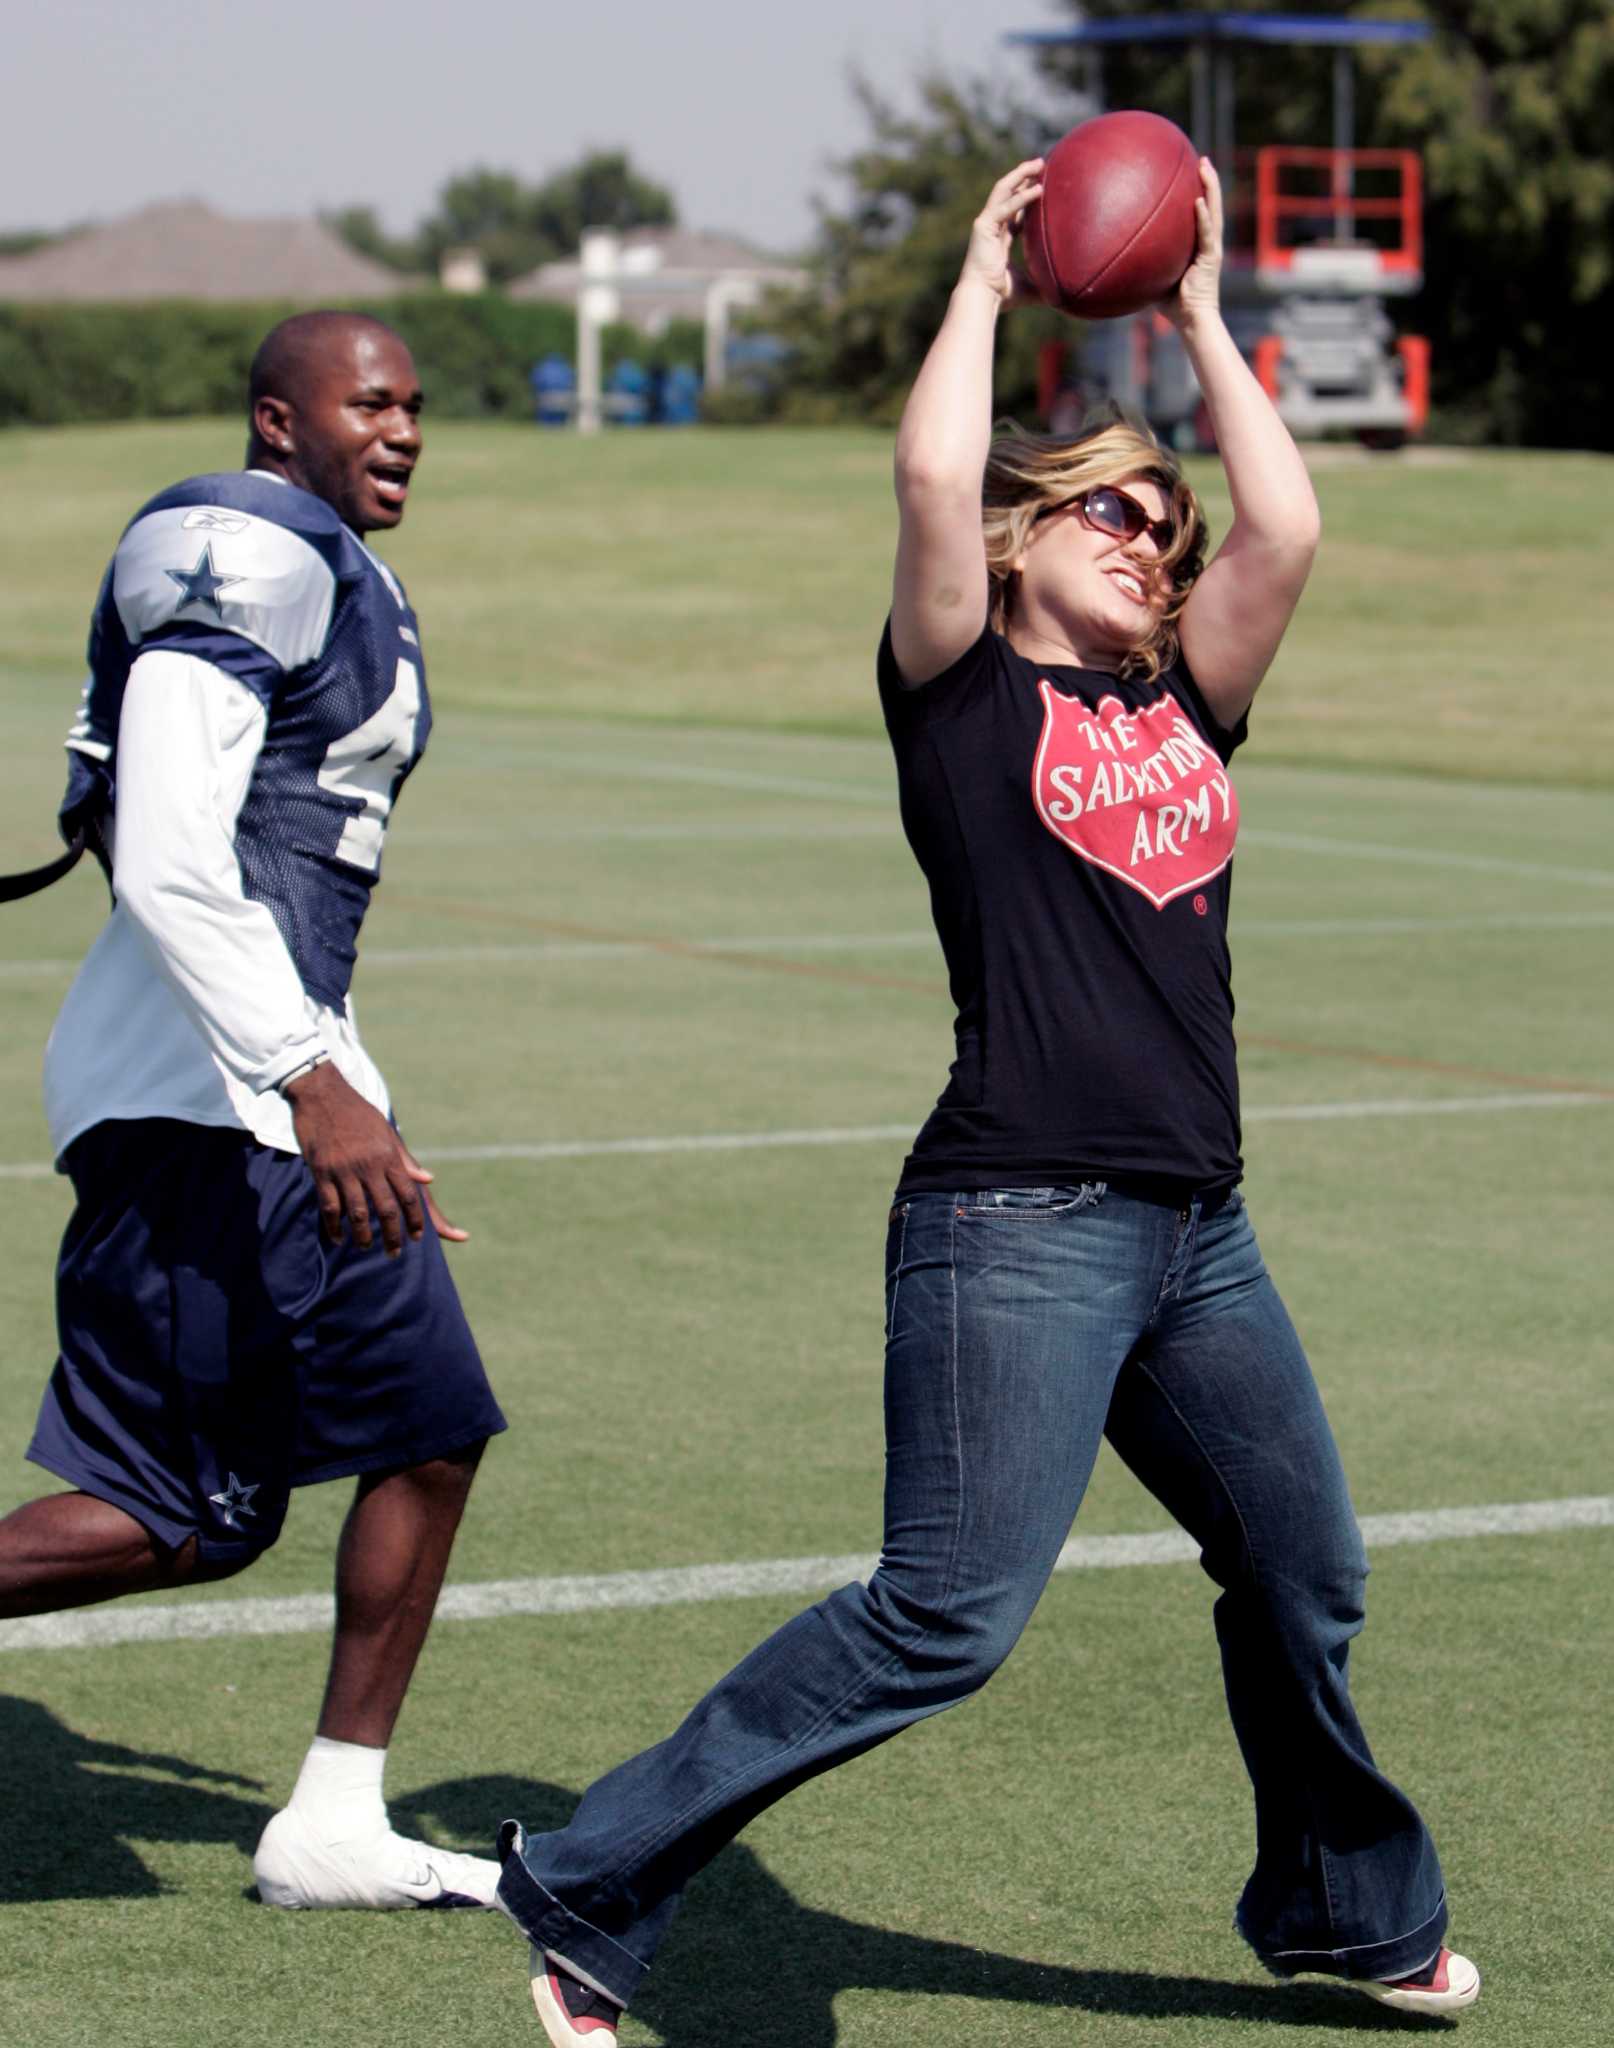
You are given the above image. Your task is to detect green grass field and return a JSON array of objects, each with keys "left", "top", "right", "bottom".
[{"left": 0, "top": 422, "right": 1610, "bottom": 2047}]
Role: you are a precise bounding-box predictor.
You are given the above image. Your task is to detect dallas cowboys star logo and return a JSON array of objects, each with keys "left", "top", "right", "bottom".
[
  {"left": 166, "top": 542, "right": 244, "bottom": 617},
  {"left": 209, "top": 1472, "right": 260, "bottom": 1528}
]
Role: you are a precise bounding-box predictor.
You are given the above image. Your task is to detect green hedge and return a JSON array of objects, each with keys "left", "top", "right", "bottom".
[{"left": 0, "top": 296, "right": 705, "bottom": 426}]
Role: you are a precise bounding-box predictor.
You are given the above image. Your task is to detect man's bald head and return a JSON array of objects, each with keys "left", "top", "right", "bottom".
[
  {"left": 246, "top": 312, "right": 423, "bottom": 534},
  {"left": 249, "top": 311, "right": 406, "bottom": 411}
]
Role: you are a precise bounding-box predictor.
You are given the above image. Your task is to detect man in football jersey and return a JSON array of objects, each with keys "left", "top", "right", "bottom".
[{"left": 0, "top": 311, "right": 508, "bottom": 1912}]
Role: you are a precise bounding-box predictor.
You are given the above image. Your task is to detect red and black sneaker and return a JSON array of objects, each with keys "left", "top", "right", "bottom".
[
  {"left": 1356, "top": 1947, "right": 1481, "bottom": 2015},
  {"left": 528, "top": 1947, "right": 624, "bottom": 2045}
]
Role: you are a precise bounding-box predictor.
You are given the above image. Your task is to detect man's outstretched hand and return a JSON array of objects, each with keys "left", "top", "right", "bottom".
[{"left": 284, "top": 1060, "right": 466, "bottom": 1253}]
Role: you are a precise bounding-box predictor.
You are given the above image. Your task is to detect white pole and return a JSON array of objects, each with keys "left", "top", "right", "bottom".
[
  {"left": 577, "top": 229, "right": 621, "bottom": 436},
  {"left": 703, "top": 277, "right": 757, "bottom": 393}
]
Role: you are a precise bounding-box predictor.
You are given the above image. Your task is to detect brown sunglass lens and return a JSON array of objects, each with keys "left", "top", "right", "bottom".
[
  {"left": 1089, "top": 489, "right": 1177, "bottom": 552},
  {"left": 1082, "top": 489, "right": 1141, "bottom": 539}
]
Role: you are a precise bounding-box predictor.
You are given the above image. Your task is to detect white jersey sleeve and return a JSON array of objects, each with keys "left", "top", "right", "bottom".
[{"left": 112, "top": 647, "right": 328, "bottom": 1092}]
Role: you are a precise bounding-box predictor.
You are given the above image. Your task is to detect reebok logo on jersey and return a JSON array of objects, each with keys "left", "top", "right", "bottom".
[
  {"left": 1032, "top": 682, "right": 1239, "bottom": 910},
  {"left": 182, "top": 509, "right": 251, "bottom": 534}
]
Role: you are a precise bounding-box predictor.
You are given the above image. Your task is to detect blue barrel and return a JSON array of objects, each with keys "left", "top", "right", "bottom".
[
  {"left": 606, "top": 358, "right": 650, "bottom": 426},
  {"left": 726, "top": 334, "right": 790, "bottom": 386},
  {"left": 658, "top": 363, "right": 701, "bottom": 425},
  {"left": 530, "top": 354, "right": 574, "bottom": 427}
]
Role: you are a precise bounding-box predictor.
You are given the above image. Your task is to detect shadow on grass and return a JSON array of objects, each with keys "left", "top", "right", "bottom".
[
  {"left": 0, "top": 1694, "right": 270, "bottom": 1904},
  {"left": 398, "top": 1773, "right": 1455, "bottom": 2042}
]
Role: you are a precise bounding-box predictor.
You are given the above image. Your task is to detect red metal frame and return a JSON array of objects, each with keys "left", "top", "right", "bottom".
[
  {"left": 1253, "top": 148, "right": 1422, "bottom": 279},
  {"left": 1252, "top": 334, "right": 1283, "bottom": 401},
  {"left": 1397, "top": 333, "right": 1430, "bottom": 433}
]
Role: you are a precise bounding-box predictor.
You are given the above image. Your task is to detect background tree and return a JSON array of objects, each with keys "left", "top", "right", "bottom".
[
  {"left": 0, "top": 228, "right": 66, "bottom": 258},
  {"left": 396, "top": 151, "right": 679, "bottom": 286},
  {"left": 528, "top": 149, "right": 678, "bottom": 252},
  {"left": 759, "top": 74, "right": 1071, "bottom": 425},
  {"left": 1033, "top": 0, "right": 1614, "bottom": 446},
  {"left": 413, "top": 168, "right": 552, "bottom": 284}
]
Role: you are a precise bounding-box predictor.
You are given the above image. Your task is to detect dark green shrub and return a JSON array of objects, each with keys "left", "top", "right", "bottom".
[{"left": 0, "top": 295, "right": 591, "bottom": 426}]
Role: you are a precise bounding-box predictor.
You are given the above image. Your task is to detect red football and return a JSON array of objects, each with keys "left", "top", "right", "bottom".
[{"left": 1021, "top": 111, "right": 1201, "bottom": 320}]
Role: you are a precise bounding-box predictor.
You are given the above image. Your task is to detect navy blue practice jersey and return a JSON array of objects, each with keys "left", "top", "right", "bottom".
[{"left": 63, "top": 471, "right": 430, "bottom": 1010}]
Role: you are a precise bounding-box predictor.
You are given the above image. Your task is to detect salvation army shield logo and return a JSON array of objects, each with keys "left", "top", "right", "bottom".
[{"left": 1032, "top": 682, "right": 1239, "bottom": 910}]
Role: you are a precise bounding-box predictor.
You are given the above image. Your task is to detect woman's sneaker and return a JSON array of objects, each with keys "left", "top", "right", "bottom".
[
  {"left": 1355, "top": 1948, "right": 1481, "bottom": 2014},
  {"left": 528, "top": 1950, "right": 623, "bottom": 2045}
]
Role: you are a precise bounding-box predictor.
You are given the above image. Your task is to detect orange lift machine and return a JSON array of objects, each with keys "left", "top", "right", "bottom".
[{"left": 1007, "top": 13, "right": 1433, "bottom": 447}]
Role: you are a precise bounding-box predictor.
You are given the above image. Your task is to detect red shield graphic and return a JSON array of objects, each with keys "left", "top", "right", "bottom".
[{"left": 1032, "top": 682, "right": 1239, "bottom": 910}]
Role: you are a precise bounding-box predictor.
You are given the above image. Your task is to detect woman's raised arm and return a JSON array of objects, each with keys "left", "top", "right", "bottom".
[
  {"left": 1171, "top": 160, "right": 1322, "bottom": 727},
  {"left": 890, "top": 160, "right": 1043, "bottom": 686}
]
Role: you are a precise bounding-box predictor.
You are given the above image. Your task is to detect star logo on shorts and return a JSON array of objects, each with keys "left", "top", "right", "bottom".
[
  {"left": 166, "top": 542, "right": 244, "bottom": 618},
  {"left": 209, "top": 1472, "right": 260, "bottom": 1528}
]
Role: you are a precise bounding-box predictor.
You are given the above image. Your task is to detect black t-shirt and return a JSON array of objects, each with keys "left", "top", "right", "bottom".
[{"left": 879, "top": 622, "right": 1249, "bottom": 1201}]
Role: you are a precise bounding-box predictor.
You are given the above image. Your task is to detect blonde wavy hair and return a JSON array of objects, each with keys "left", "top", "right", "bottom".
[{"left": 983, "top": 418, "right": 1208, "bottom": 684}]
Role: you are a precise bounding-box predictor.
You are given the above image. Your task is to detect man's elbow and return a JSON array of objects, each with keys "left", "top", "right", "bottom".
[{"left": 111, "top": 847, "right": 184, "bottom": 937}]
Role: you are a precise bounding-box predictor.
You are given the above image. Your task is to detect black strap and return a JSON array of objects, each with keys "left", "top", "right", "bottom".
[{"left": 0, "top": 827, "right": 87, "bottom": 903}]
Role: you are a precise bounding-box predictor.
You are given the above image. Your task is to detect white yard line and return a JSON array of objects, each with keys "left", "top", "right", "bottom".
[
  {"left": 3, "top": 906, "right": 1609, "bottom": 984},
  {"left": 515, "top": 752, "right": 893, "bottom": 806},
  {"left": 419, "top": 747, "right": 1614, "bottom": 886},
  {"left": 357, "top": 935, "right": 942, "bottom": 969},
  {"left": 423, "top": 1093, "right": 1614, "bottom": 1163},
  {"left": 408, "top": 819, "right": 897, "bottom": 846},
  {"left": 426, "top": 1124, "right": 921, "bottom": 1165},
  {"left": 0, "top": 936, "right": 928, "bottom": 982},
  {"left": 1233, "top": 908, "right": 1614, "bottom": 939},
  {"left": 1239, "top": 828, "right": 1614, "bottom": 890},
  {"left": 2, "top": 1493, "right": 1607, "bottom": 1656},
  {"left": 1240, "top": 1091, "right": 1611, "bottom": 1122},
  {"left": 3, "top": 1090, "right": 1609, "bottom": 1184},
  {"left": 436, "top": 749, "right": 1614, "bottom": 889}
]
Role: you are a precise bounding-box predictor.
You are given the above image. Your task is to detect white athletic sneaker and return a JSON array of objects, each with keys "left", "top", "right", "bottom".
[
  {"left": 1354, "top": 1947, "right": 1482, "bottom": 2015},
  {"left": 253, "top": 1805, "right": 501, "bottom": 1910}
]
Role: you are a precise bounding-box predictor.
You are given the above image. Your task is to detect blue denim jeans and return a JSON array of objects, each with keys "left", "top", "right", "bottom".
[{"left": 498, "top": 1185, "right": 1447, "bottom": 2004}]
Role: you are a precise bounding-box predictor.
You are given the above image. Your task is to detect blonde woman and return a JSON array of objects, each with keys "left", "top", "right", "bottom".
[{"left": 492, "top": 162, "right": 1479, "bottom": 2040}]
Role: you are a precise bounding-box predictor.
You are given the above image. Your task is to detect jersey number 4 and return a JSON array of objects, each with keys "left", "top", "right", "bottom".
[{"left": 316, "top": 658, "right": 421, "bottom": 873}]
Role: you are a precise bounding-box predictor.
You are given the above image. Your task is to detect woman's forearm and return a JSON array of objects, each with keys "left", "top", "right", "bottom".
[
  {"left": 894, "top": 278, "right": 1003, "bottom": 502},
  {"left": 1180, "top": 311, "right": 1320, "bottom": 549},
  {"left": 889, "top": 159, "right": 1042, "bottom": 683}
]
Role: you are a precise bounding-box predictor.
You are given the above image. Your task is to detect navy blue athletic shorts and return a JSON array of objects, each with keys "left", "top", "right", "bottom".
[{"left": 28, "top": 1118, "right": 506, "bottom": 1567}]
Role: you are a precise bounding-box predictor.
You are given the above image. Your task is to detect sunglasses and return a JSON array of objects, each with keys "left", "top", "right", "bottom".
[{"left": 1045, "top": 486, "right": 1177, "bottom": 554}]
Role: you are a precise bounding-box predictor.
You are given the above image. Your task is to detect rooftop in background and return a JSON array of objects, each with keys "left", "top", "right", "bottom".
[
  {"left": 1007, "top": 14, "right": 1432, "bottom": 47},
  {"left": 0, "top": 201, "right": 412, "bottom": 302},
  {"left": 510, "top": 226, "right": 806, "bottom": 335}
]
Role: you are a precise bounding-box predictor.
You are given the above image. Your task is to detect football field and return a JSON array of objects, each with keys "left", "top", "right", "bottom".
[{"left": 0, "top": 422, "right": 1610, "bottom": 2046}]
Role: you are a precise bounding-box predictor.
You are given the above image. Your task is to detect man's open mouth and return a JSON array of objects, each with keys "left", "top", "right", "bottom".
[{"left": 370, "top": 465, "right": 413, "bottom": 505}]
